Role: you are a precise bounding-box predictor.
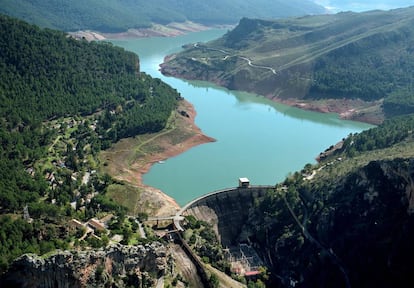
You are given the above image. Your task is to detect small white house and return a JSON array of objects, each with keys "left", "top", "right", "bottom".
[{"left": 239, "top": 177, "right": 250, "bottom": 188}]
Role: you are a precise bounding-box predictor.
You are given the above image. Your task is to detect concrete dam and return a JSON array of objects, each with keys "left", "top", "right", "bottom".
[{"left": 177, "top": 179, "right": 274, "bottom": 247}]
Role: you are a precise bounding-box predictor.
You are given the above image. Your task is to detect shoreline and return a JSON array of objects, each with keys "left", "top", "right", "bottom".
[
  {"left": 69, "top": 21, "right": 231, "bottom": 41},
  {"left": 160, "top": 67, "right": 384, "bottom": 125},
  {"left": 273, "top": 97, "right": 384, "bottom": 125},
  {"left": 94, "top": 24, "right": 220, "bottom": 217},
  {"left": 101, "top": 100, "right": 215, "bottom": 216},
  {"left": 71, "top": 23, "right": 383, "bottom": 125}
]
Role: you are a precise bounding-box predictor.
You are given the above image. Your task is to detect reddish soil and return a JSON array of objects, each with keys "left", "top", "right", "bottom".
[
  {"left": 101, "top": 100, "right": 215, "bottom": 216},
  {"left": 271, "top": 97, "right": 384, "bottom": 125},
  {"left": 161, "top": 59, "right": 384, "bottom": 125},
  {"left": 130, "top": 101, "right": 215, "bottom": 184},
  {"left": 69, "top": 22, "right": 217, "bottom": 41}
]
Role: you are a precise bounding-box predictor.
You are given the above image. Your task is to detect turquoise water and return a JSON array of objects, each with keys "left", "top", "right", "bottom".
[{"left": 110, "top": 29, "right": 374, "bottom": 206}]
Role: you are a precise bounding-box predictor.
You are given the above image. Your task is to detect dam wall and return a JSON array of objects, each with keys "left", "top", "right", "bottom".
[{"left": 181, "top": 186, "right": 272, "bottom": 246}]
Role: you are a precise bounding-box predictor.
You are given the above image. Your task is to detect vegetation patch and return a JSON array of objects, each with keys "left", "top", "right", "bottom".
[
  {"left": 106, "top": 184, "right": 143, "bottom": 215},
  {"left": 0, "top": 15, "right": 181, "bottom": 272}
]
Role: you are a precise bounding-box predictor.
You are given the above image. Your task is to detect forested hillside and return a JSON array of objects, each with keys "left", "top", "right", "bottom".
[
  {"left": 0, "top": 15, "right": 180, "bottom": 272},
  {"left": 0, "top": 14, "right": 179, "bottom": 138},
  {"left": 0, "top": 0, "right": 325, "bottom": 32},
  {"left": 235, "top": 113, "right": 414, "bottom": 287},
  {"left": 161, "top": 7, "right": 414, "bottom": 121}
]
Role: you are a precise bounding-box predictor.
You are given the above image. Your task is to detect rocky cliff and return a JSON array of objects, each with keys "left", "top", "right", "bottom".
[
  {"left": 1, "top": 242, "right": 167, "bottom": 288},
  {"left": 245, "top": 158, "right": 414, "bottom": 287}
]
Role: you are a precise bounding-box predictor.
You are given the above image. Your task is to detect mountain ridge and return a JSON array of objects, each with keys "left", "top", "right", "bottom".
[
  {"left": 161, "top": 7, "right": 414, "bottom": 123},
  {"left": 0, "top": 0, "right": 326, "bottom": 33}
]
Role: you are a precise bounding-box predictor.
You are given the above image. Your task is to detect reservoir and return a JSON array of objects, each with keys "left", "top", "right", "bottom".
[{"left": 110, "top": 29, "right": 374, "bottom": 206}]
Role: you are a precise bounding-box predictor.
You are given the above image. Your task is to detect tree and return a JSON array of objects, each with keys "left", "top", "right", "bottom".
[{"left": 209, "top": 273, "right": 219, "bottom": 288}]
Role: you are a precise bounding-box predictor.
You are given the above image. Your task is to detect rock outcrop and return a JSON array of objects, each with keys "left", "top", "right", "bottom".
[
  {"left": 246, "top": 158, "right": 414, "bottom": 287},
  {"left": 1, "top": 242, "right": 167, "bottom": 288}
]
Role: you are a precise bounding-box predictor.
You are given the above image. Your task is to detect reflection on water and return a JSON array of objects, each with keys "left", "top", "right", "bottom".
[{"left": 110, "top": 30, "right": 374, "bottom": 205}]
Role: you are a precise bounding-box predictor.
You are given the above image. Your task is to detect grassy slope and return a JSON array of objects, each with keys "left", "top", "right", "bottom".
[
  {"left": 315, "top": 139, "right": 414, "bottom": 184},
  {"left": 315, "top": 113, "right": 414, "bottom": 181},
  {"left": 173, "top": 7, "right": 413, "bottom": 78}
]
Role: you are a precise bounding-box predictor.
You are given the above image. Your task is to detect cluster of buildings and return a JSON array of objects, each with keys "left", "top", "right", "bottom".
[{"left": 69, "top": 215, "right": 113, "bottom": 240}]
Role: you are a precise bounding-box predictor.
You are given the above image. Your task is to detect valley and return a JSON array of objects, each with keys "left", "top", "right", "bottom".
[{"left": 1, "top": 3, "right": 414, "bottom": 288}]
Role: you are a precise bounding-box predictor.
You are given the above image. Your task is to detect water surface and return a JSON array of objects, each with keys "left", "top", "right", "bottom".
[{"left": 110, "top": 30, "right": 374, "bottom": 205}]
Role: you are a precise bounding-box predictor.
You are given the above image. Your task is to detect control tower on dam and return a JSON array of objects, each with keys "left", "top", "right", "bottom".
[{"left": 179, "top": 178, "right": 274, "bottom": 247}]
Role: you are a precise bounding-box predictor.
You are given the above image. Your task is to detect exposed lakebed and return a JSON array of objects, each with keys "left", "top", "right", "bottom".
[{"left": 110, "top": 29, "right": 373, "bottom": 206}]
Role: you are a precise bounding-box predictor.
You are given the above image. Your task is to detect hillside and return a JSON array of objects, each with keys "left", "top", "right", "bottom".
[
  {"left": 324, "top": 0, "right": 413, "bottom": 12},
  {"left": 0, "top": 0, "right": 326, "bottom": 32},
  {"left": 161, "top": 7, "right": 414, "bottom": 123},
  {"left": 175, "top": 114, "right": 414, "bottom": 287},
  {"left": 3, "top": 10, "right": 414, "bottom": 288},
  {"left": 0, "top": 14, "right": 181, "bottom": 273},
  {"left": 239, "top": 113, "right": 414, "bottom": 287}
]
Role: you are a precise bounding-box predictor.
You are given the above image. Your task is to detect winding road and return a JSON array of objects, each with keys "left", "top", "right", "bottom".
[
  {"left": 193, "top": 43, "right": 277, "bottom": 75},
  {"left": 239, "top": 56, "right": 277, "bottom": 74}
]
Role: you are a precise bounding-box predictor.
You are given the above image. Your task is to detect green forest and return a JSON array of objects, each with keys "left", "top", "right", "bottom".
[
  {"left": 308, "top": 26, "right": 414, "bottom": 109},
  {"left": 0, "top": 14, "right": 180, "bottom": 272},
  {"left": 339, "top": 114, "right": 414, "bottom": 155},
  {"left": 0, "top": 0, "right": 325, "bottom": 32}
]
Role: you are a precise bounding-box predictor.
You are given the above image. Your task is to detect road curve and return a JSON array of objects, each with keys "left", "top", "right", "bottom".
[{"left": 193, "top": 43, "right": 277, "bottom": 75}]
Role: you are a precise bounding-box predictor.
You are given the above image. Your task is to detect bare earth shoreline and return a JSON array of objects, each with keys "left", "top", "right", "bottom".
[
  {"left": 100, "top": 100, "right": 215, "bottom": 216},
  {"left": 126, "top": 100, "right": 216, "bottom": 216},
  {"left": 69, "top": 21, "right": 222, "bottom": 41}
]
